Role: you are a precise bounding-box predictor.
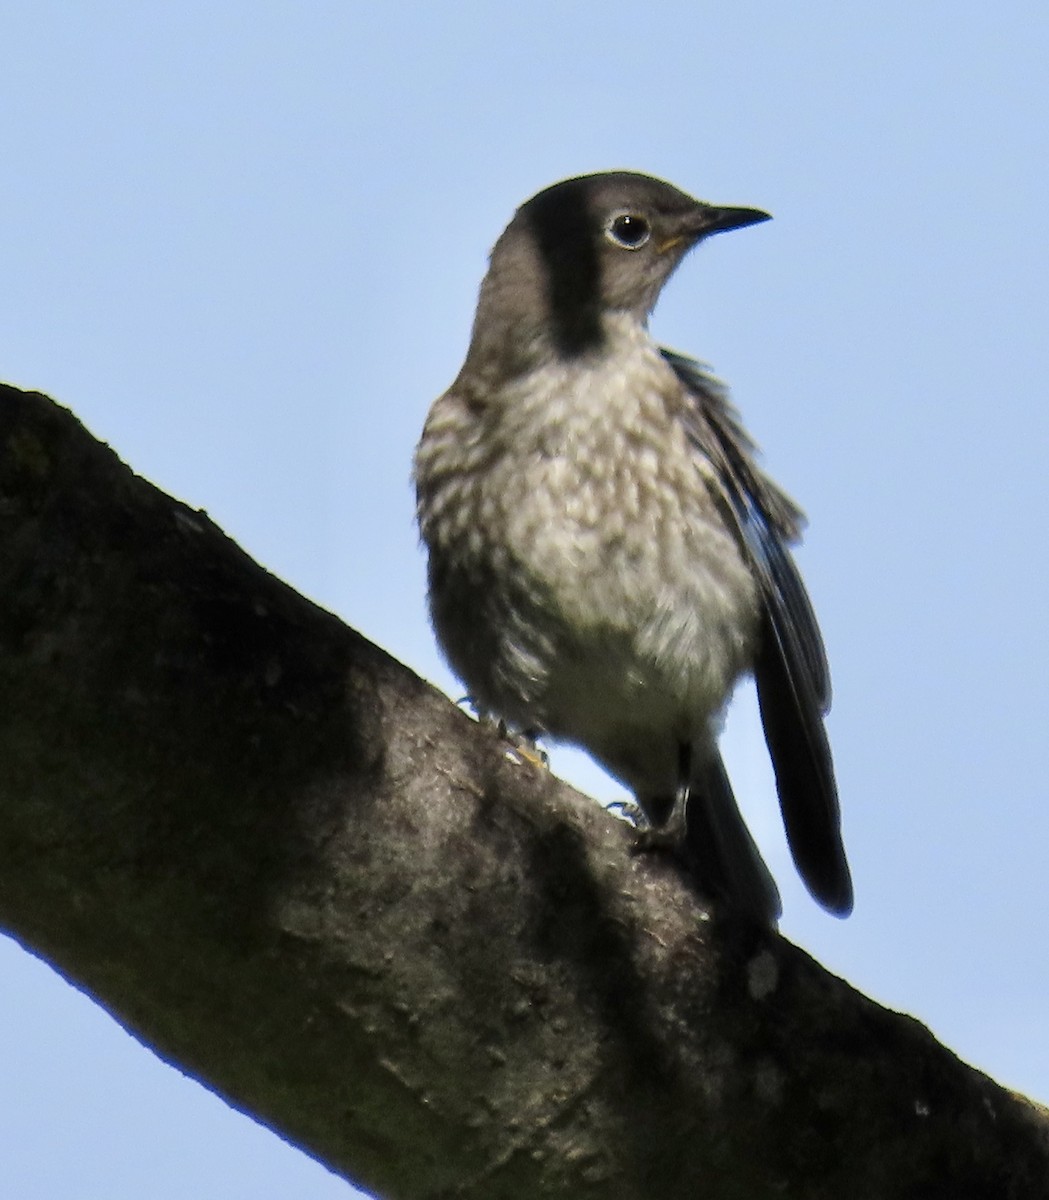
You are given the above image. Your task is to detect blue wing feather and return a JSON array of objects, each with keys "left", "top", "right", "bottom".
[{"left": 662, "top": 349, "right": 853, "bottom": 916}]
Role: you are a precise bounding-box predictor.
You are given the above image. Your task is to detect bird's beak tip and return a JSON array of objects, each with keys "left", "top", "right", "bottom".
[{"left": 695, "top": 205, "right": 772, "bottom": 238}]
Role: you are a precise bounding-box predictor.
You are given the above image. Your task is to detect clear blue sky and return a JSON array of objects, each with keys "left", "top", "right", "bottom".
[{"left": 3, "top": 4, "right": 1048, "bottom": 1197}]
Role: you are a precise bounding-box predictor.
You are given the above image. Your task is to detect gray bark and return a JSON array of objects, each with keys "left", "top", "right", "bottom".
[{"left": 0, "top": 383, "right": 1046, "bottom": 1199}]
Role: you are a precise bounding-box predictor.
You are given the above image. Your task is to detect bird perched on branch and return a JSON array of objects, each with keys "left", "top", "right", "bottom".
[{"left": 414, "top": 171, "right": 852, "bottom": 925}]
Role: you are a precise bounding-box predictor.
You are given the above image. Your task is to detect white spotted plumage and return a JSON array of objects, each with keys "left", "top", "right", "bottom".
[{"left": 414, "top": 313, "right": 759, "bottom": 798}]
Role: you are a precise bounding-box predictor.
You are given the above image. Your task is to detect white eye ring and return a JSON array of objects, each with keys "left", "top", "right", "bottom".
[{"left": 605, "top": 212, "right": 651, "bottom": 250}]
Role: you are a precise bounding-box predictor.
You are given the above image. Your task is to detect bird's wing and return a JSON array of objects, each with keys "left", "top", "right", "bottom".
[{"left": 662, "top": 349, "right": 853, "bottom": 916}]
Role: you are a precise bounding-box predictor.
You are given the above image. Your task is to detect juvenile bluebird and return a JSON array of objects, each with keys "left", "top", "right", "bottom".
[{"left": 414, "top": 171, "right": 852, "bottom": 925}]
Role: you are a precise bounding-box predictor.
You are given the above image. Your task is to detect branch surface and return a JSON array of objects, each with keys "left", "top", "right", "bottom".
[{"left": 0, "top": 384, "right": 1046, "bottom": 1199}]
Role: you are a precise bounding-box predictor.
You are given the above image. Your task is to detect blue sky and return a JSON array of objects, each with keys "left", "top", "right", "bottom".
[{"left": 2, "top": 4, "right": 1048, "bottom": 1197}]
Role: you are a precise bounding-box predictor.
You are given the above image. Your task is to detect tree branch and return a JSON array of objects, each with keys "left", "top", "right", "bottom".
[{"left": 0, "top": 383, "right": 1045, "bottom": 1199}]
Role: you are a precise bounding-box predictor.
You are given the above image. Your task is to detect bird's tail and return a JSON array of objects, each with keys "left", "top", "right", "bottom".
[{"left": 685, "top": 752, "right": 782, "bottom": 927}]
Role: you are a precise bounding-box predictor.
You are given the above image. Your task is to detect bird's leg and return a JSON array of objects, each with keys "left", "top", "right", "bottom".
[
  {"left": 668, "top": 739, "right": 691, "bottom": 838},
  {"left": 632, "top": 742, "right": 690, "bottom": 852}
]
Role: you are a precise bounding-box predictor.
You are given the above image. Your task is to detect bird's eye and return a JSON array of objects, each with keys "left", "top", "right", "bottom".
[{"left": 605, "top": 213, "right": 651, "bottom": 250}]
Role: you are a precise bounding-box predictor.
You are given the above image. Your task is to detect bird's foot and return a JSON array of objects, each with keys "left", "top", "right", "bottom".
[
  {"left": 632, "top": 822, "right": 684, "bottom": 855},
  {"left": 605, "top": 798, "right": 645, "bottom": 826},
  {"left": 631, "top": 790, "right": 687, "bottom": 855},
  {"left": 455, "top": 698, "right": 549, "bottom": 768},
  {"left": 495, "top": 719, "right": 549, "bottom": 769}
]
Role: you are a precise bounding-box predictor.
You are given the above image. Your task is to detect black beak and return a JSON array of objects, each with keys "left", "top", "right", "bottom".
[{"left": 691, "top": 204, "right": 772, "bottom": 238}]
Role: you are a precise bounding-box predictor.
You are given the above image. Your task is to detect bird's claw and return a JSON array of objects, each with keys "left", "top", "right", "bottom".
[
  {"left": 605, "top": 798, "right": 644, "bottom": 826},
  {"left": 495, "top": 720, "right": 549, "bottom": 769}
]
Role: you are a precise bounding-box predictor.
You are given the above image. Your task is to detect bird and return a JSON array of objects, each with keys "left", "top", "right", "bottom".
[{"left": 413, "top": 170, "right": 852, "bottom": 925}]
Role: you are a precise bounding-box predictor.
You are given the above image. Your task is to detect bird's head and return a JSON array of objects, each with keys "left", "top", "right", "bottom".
[{"left": 470, "top": 171, "right": 770, "bottom": 364}]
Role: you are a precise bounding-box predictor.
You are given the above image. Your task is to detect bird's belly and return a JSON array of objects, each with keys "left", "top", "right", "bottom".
[
  {"left": 521, "top": 511, "right": 760, "bottom": 744},
  {"left": 419, "top": 343, "right": 760, "bottom": 751},
  {"left": 454, "top": 434, "right": 759, "bottom": 741}
]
